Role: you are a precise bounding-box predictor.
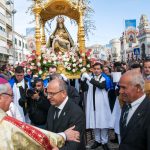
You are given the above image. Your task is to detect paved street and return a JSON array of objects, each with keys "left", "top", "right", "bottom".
[
  {"left": 85, "top": 130, "right": 119, "bottom": 150},
  {"left": 86, "top": 141, "right": 119, "bottom": 150}
]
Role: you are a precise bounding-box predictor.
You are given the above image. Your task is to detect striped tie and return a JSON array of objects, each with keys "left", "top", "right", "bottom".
[{"left": 122, "top": 104, "right": 132, "bottom": 128}]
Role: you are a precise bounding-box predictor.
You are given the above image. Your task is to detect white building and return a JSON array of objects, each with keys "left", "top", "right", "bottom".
[
  {"left": 14, "top": 32, "right": 31, "bottom": 64},
  {"left": 86, "top": 44, "right": 109, "bottom": 61},
  {"left": 138, "top": 15, "right": 150, "bottom": 59},
  {"left": 109, "top": 38, "right": 121, "bottom": 61},
  {"left": 120, "top": 15, "right": 150, "bottom": 61},
  {"left": 120, "top": 31, "right": 139, "bottom": 61},
  {"left": 0, "top": 0, "right": 13, "bottom": 65},
  {"left": 0, "top": 0, "right": 31, "bottom": 65}
]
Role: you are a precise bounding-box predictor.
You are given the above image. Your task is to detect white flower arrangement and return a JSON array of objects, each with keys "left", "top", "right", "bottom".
[
  {"left": 30, "top": 66, "right": 33, "bottom": 70},
  {"left": 39, "top": 70, "right": 43, "bottom": 75},
  {"left": 81, "top": 67, "right": 86, "bottom": 73},
  {"left": 72, "top": 69, "right": 76, "bottom": 72},
  {"left": 87, "top": 64, "right": 90, "bottom": 68},
  {"left": 16, "top": 83, "right": 22, "bottom": 88},
  {"left": 73, "top": 64, "right": 76, "bottom": 67},
  {"left": 31, "top": 63, "right": 35, "bottom": 66},
  {"left": 38, "top": 56, "right": 41, "bottom": 60},
  {"left": 79, "top": 59, "right": 82, "bottom": 63},
  {"left": 37, "top": 62, "right": 41, "bottom": 67},
  {"left": 43, "top": 60, "right": 47, "bottom": 64},
  {"left": 22, "top": 48, "right": 92, "bottom": 76}
]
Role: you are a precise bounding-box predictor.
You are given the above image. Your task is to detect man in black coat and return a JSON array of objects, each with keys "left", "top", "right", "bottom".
[
  {"left": 119, "top": 70, "right": 150, "bottom": 150},
  {"left": 26, "top": 79, "right": 50, "bottom": 129},
  {"left": 46, "top": 79, "right": 85, "bottom": 150}
]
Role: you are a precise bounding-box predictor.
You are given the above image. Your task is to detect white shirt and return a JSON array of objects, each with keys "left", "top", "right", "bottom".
[
  {"left": 56, "top": 96, "right": 68, "bottom": 140},
  {"left": 126, "top": 94, "right": 146, "bottom": 125},
  {"left": 13, "top": 79, "right": 26, "bottom": 122},
  {"left": 6, "top": 102, "right": 24, "bottom": 122},
  {"left": 57, "top": 96, "right": 68, "bottom": 118}
]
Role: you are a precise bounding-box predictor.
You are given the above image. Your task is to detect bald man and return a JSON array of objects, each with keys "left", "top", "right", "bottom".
[
  {"left": 119, "top": 70, "right": 150, "bottom": 150},
  {"left": 46, "top": 79, "right": 85, "bottom": 150}
]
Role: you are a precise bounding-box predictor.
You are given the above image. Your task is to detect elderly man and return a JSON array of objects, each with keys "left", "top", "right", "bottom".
[
  {"left": 46, "top": 79, "right": 85, "bottom": 150},
  {"left": 0, "top": 77, "right": 80, "bottom": 150},
  {"left": 119, "top": 70, "right": 150, "bottom": 150}
]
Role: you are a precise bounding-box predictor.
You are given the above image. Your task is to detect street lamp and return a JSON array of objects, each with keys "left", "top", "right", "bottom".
[
  {"left": 21, "top": 35, "right": 27, "bottom": 62},
  {"left": 6, "top": 0, "right": 17, "bottom": 65}
]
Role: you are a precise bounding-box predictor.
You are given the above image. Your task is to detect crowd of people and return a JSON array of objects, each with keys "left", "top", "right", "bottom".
[{"left": 0, "top": 58, "right": 150, "bottom": 150}]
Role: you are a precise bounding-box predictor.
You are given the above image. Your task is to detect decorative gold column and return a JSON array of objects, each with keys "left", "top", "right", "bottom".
[
  {"left": 33, "top": 1, "right": 42, "bottom": 56},
  {"left": 78, "top": 7, "right": 86, "bottom": 64},
  {"left": 41, "top": 20, "right": 46, "bottom": 45}
]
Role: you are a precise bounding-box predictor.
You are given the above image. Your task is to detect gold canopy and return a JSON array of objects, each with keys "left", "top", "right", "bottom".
[
  {"left": 33, "top": 0, "right": 86, "bottom": 57},
  {"left": 40, "top": 0, "right": 80, "bottom": 22}
]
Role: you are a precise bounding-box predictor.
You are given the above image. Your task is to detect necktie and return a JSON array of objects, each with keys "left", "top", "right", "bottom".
[
  {"left": 54, "top": 107, "right": 60, "bottom": 122},
  {"left": 122, "top": 104, "right": 132, "bottom": 128}
]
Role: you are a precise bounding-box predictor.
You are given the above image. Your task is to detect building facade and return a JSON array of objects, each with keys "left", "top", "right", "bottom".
[
  {"left": 138, "top": 15, "right": 150, "bottom": 59},
  {"left": 0, "top": 0, "right": 13, "bottom": 65},
  {"left": 14, "top": 32, "right": 30, "bottom": 64},
  {"left": 109, "top": 38, "right": 121, "bottom": 61},
  {"left": 86, "top": 44, "right": 109, "bottom": 61},
  {"left": 0, "top": 0, "right": 31, "bottom": 66},
  {"left": 120, "top": 15, "right": 150, "bottom": 62}
]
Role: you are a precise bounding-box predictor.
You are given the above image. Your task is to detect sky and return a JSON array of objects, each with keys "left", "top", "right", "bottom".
[{"left": 14, "top": 0, "right": 150, "bottom": 46}]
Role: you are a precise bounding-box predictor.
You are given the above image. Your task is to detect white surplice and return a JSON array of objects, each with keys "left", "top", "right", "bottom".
[
  {"left": 111, "top": 97, "right": 121, "bottom": 134},
  {"left": 86, "top": 74, "right": 112, "bottom": 129},
  {"left": 12, "top": 79, "right": 31, "bottom": 123}
]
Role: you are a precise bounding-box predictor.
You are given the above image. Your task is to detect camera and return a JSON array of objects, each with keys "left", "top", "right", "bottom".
[{"left": 26, "top": 88, "right": 38, "bottom": 97}]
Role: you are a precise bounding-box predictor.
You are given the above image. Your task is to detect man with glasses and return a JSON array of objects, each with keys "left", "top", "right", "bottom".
[
  {"left": 0, "top": 77, "right": 80, "bottom": 149},
  {"left": 46, "top": 79, "right": 85, "bottom": 150}
]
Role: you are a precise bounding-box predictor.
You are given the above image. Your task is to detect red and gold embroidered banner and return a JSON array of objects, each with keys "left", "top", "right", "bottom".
[{"left": 4, "top": 116, "right": 52, "bottom": 150}]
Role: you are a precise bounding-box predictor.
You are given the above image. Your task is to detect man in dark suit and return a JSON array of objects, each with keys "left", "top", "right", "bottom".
[
  {"left": 119, "top": 70, "right": 150, "bottom": 150},
  {"left": 46, "top": 79, "right": 85, "bottom": 150}
]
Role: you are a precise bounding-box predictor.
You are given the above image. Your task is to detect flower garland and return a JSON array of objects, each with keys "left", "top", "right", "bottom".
[{"left": 21, "top": 46, "right": 92, "bottom": 76}]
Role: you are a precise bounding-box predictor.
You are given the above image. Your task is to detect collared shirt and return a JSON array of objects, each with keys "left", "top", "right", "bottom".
[
  {"left": 126, "top": 94, "right": 146, "bottom": 125},
  {"left": 56, "top": 96, "right": 68, "bottom": 141},
  {"left": 57, "top": 96, "right": 68, "bottom": 118},
  {"left": 144, "top": 74, "right": 150, "bottom": 80},
  {"left": 93, "top": 74, "right": 101, "bottom": 81}
]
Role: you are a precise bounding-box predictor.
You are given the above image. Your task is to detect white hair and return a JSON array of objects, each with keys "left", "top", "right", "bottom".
[
  {"left": 125, "top": 71, "right": 145, "bottom": 91},
  {"left": 0, "top": 83, "right": 10, "bottom": 94}
]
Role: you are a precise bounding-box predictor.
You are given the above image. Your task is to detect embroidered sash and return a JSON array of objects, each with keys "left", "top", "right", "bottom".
[{"left": 3, "top": 116, "right": 52, "bottom": 150}]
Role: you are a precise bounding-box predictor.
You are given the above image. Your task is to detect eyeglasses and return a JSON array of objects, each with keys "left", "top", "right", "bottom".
[
  {"left": 0, "top": 93, "right": 14, "bottom": 99},
  {"left": 47, "top": 90, "right": 63, "bottom": 97}
]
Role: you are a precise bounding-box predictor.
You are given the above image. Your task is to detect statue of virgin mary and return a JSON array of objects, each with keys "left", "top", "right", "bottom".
[{"left": 47, "top": 16, "right": 74, "bottom": 53}]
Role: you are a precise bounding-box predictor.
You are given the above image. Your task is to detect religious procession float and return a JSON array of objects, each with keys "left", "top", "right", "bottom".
[{"left": 21, "top": 0, "right": 96, "bottom": 79}]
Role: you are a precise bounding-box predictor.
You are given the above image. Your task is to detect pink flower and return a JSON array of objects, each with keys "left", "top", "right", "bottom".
[
  {"left": 86, "top": 49, "right": 92, "bottom": 57},
  {"left": 32, "top": 50, "right": 36, "bottom": 54},
  {"left": 38, "top": 67, "right": 41, "bottom": 71},
  {"left": 31, "top": 55, "right": 36, "bottom": 60}
]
